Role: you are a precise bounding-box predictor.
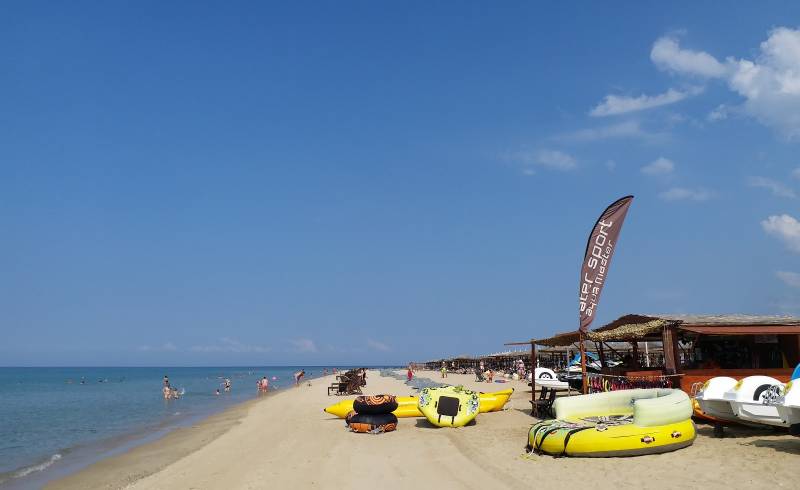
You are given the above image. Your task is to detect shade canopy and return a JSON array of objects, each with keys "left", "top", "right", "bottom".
[{"left": 526, "top": 314, "right": 800, "bottom": 347}]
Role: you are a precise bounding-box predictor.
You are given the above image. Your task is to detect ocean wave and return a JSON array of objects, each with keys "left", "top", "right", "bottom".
[{"left": 11, "top": 453, "right": 62, "bottom": 479}]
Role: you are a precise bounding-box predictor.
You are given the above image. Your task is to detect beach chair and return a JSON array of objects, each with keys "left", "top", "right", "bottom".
[
  {"left": 327, "top": 380, "right": 347, "bottom": 396},
  {"left": 530, "top": 386, "right": 557, "bottom": 418}
]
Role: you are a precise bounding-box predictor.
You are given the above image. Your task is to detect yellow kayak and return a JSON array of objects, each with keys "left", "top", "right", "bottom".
[{"left": 324, "top": 388, "right": 513, "bottom": 418}]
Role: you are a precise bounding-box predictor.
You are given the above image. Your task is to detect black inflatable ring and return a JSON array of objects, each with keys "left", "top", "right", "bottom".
[
  {"left": 353, "top": 395, "right": 398, "bottom": 414},
  {"left": 346, "top": 411, "right": 398, "bottom": 433}
]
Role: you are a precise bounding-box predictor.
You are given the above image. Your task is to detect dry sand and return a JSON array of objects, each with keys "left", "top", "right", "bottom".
[{"left": 48, "top": 370, "right": 798, "bottom": 490}]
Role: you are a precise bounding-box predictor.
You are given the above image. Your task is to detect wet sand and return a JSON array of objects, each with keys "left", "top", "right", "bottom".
[{"left": 48, "top": 370, "right": 798, "bottom": 490}]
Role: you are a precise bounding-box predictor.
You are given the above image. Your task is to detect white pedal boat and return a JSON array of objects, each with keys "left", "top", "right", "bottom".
[
  {"left": 534, "top": 377, "right": 569, "bottom": 390},
  {"left": 774, "top": 380, "right": 800, "bottom": 435},
  {"left": 695, "top": 376, "right": 739, "bottom": 422},
  {"left": 723, "top": 376, "right": 786, "bottom": 427}
]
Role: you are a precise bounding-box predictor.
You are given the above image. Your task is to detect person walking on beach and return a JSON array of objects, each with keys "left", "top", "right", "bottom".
[
  {"left": 440, "top": 362, "right": 447, "bottom": 378},
  {"left": 407, "top": 364, "right": 413, "bottom": 382},
  {"left": 294, "top": 370, "right": 305, "bottom": 386}
]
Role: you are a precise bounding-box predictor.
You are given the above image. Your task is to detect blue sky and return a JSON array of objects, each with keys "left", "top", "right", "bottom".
[{"left": 3, "top": 2, "right": 800, "bottom": 366}]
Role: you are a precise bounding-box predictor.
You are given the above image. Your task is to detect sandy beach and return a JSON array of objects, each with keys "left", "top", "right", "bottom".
[{"left": 45, "top": 370, "right": 797, "bottom": 490}]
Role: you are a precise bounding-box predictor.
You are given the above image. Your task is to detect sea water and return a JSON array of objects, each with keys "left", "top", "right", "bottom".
[{"left": 0, "top": 366, "right": 340, "bottom": 488}]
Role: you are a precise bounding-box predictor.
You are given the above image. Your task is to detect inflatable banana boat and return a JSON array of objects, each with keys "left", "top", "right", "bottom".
[
  {"left": 418, "top": 385, "right": 480, "bottom": 427},
  {"left": 528, "top": 389, "right": 695, "bottom": 457},
  {"left": 323, "top": 388, "right": 513, "bottom": 418}
]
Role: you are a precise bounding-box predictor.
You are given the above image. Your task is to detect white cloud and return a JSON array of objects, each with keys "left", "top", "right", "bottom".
[
  {"left": 289, "top": 338, "right": 318, "bottom": 353},
  {"left": 534, "top": 149, "right": 577, "bottom": 170},
  {"left": 366, "top": 339, "right": 390, "bottom": 352},
  {"left": 762, "top": 214, "right": 800, "bottom": 253},
  {"left": 138, "top": 342, "right": 177, "bottom": 352},
  {"left": 707, "top": 104, "right": 729, "bottom": 121},
  {"left": 650, "top": 36, "right": 727, "bottom": 78},
  {"left": 557, "top": 120, "right": 658, "bottom": 142},
  {"left": 190, "top": 337, "right": 270, "bottom": 353},
  {"left": 641, "top": 157, "right": 675, "bottom": 176},
  {"left": 747, "top": 176, "right": 797, "bottom": 198},
  {"left": 659, "top": 187, "right": 715, "bottom": 201},
  {"left": 590, "top": 88, "right": 700, "bottom": 117},
  {"left": 504, "top": 148, "right": 576, "bottom": 173},
  {"left": 776, "top": 271, "right": 800, "bottom": 288},
  {"left": 652, "top": 29, "right": 800, "bottom": 138}
]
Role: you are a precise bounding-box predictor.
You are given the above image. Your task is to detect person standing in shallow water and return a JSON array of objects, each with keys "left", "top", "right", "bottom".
[{"left": 294, "top": 370, "right": 305, "bottom": 386}]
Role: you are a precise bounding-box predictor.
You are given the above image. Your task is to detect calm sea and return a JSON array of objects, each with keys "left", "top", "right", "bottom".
[{"left": 0, "top": 366, "right": 347, "bottom": 488}]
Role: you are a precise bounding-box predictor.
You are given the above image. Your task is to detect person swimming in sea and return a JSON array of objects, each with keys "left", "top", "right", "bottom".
[{"left": 224, "top": 378, "right": 231, "bottom": 392}]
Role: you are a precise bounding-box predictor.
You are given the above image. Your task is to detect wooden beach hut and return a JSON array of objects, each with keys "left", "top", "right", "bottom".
[{"left": 509, "top": 314, "right": 800, "bottom": 414}]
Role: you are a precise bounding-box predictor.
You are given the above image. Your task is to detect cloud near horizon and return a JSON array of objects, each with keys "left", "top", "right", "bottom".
[
  {"left": 189, "top": 337, "right": 270, "bottom": 353},
  {"left": 289, "top": 338, "right": 318, "bottom": 353},
  {"left": 651, "top": 28, "right": 800, "bottom": 138},
  {"left": 366, "top": 339, "right": 390, "bottom": 352},
  {"left": 138, "top": 342, "right": 177, "bottom": 352}
]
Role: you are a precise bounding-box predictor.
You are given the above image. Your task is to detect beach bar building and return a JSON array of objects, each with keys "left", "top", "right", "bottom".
[{"left": 510, "top": 314, "right": 800, "bottom": 411}]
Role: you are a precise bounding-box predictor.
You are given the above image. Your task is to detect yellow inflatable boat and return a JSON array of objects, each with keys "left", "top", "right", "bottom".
[
  {"left": 528, "top": 389, "right": 695, "bottom": 457},
  {"left": 418, "top": 385, "right": 480, "bottom": 427},
  {"left": 323, "top": 388, "right": 513, "bottom": 419}
]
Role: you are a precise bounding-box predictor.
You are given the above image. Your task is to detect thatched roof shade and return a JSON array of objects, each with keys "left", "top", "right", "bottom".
[
  {"left": 529, "top": 313, "right": 800, "bottom": 347},
  {"left": 533, "top": 314, "right": 668, "bottom": 346}
]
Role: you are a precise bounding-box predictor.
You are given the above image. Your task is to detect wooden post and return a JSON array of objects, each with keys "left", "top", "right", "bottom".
[
  {"left": 530, "top": 342, "right": 537, "bottom": 414},
  {"left": 631, "top": 341, "right": 639, "bottom": 368},
  {"left": 580, "top": 332, "right": 588, "bottom": 394},
  {"left": 597, "top": 341, "right": 606, "bottom": 369}
]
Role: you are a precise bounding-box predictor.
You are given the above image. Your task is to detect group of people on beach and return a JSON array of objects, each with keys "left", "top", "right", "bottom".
[{"left": 160, "top": 370, "right": 311, "bottom": 399}]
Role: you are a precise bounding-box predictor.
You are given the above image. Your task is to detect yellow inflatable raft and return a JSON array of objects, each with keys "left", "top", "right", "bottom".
[
  {"left": 323, "top": 388, "right": 513, "bottom": 418},
  {"left": 528, "top": 389, "right": 696, "bottom": 457},
  {"left": 418, "top": 385, "right": 480, "bottom": 427}
]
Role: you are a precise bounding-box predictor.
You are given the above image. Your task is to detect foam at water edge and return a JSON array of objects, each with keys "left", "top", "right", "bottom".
[{"left": 12, "top": 453, "right": 62, "bottom": 479}]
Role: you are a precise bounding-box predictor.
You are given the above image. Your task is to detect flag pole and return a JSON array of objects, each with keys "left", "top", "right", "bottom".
[{"left": 579, "top": 332, "right": 588, "bottom": 394}]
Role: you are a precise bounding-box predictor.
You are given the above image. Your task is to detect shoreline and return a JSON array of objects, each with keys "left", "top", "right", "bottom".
[
  {"left": 44, "top": 370, "right": 799, "bottom": 490},
  {"left": 42, "top": 371, "right": 334, "bottom": 490},
  {"left": 44, "top": 392, "right": 267, "bottom": 490},
  {"left": 1, "top": 369, "right": 333, "bottom": 490}
]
